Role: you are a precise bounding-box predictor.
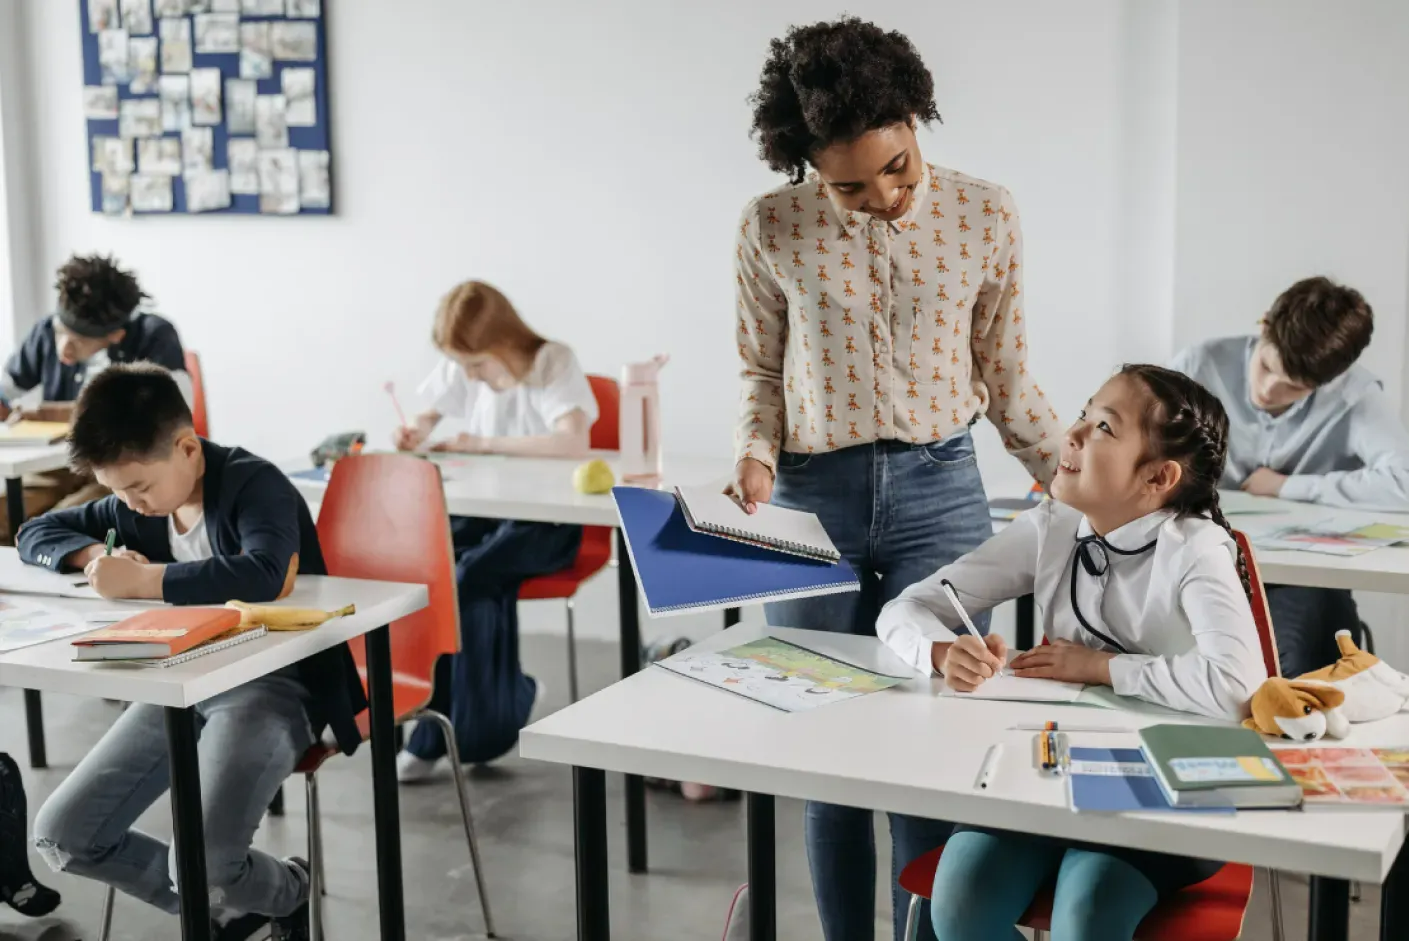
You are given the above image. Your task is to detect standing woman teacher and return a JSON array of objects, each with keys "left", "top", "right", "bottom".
[{"left": 727, "top": 18, "right": 1063, "bottom": 941}]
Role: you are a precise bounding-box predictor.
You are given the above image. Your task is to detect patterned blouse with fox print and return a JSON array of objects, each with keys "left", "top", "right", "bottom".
[{"left": 733, "top": 163, "right": 1062, "bottom": 485}]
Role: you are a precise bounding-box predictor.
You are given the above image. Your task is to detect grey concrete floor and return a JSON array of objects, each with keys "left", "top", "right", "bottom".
[{"left": 0, "top": 634, "right": 1389, "bottom": 940}]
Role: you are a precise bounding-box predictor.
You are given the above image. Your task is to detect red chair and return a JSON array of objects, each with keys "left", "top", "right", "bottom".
[
  {"left": 300, "top": 454, "right": 495, "bottom": 939},
  {"left": 184, "top": 349, "right": 209, "bottom": 438},
  {"left": 897, "top": 531, "right": 1284, "bottom": 941},
  {"left": 517, "top": 375, "right": 619, "bottom": 702}
]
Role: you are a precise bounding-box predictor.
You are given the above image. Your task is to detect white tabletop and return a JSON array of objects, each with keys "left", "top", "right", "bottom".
[
  {"left": 0, "top": 443, "right": 72, "bottom": 479},
  {"left": 521, "top": 624, "right": 1409, "bottom": 883},
  {"left": 0, "top": 562, "right": 427, "bottom": 708},
  {"left": 1224, "top": 492, "right": 1409, "bottom": 594},
  {"left": 289, "top": 452, "right": 736, "bottom": 527}
]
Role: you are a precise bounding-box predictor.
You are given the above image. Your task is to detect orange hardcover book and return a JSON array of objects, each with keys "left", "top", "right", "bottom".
[{"left": 72, "top": 607, "right": 243, "bottom": 661}]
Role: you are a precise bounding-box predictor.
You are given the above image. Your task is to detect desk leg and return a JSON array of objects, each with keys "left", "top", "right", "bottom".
[
  {"left": 724, "top": 608, "right": 741, "bottom": 628},
  {"left": 10, "top": 477, "right": 47, "bottom": 770},
  {"left": 1308, "top": 877, "right": 1349, "bottom": 941},
  {"left": 1015, "top": 594, "right": 1035, "bottom": 650},
  {"left": 615, "top": 529, "right": 647, "bottom": 874},
  {"left": 574, "top": 767, "right": 609, "bottom": 941},
  {"left": 23, "top": 689, "right": 46, "bottom": 769},
  {"left": 365, "top": 625, "right": 406, "bottom": 941},
  {"left": 1381, "top": 836, "right": 1408, "bottom": 941},
  {"left": 165, "top": 707, "right": 211, "bottom": 941},
  {"left": 747, "top": 793, "right": 775, "bottom": 941}
]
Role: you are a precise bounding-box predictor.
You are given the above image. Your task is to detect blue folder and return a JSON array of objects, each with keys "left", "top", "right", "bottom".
[
  {"left": 1067, "top": 747, "right": 1232, "bottom": 814},
  {"left": 612, "top": 486, "right": 860, "bottom": 616}
]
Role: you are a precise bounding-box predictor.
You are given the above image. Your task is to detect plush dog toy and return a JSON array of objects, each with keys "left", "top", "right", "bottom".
[{"left": 1244, "top": 629, "right": 1409, "bottom": 741}]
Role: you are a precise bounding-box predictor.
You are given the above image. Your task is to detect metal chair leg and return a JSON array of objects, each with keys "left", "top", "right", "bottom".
[
  {"left": 1351, "top": 878, "right": 1362, "bottom": 902},
  {"left": 97, "top": 885, "right": 115, "bottom": 941},
  {"left": 425, "top": 710, "right": 497, "bottom": 938},
  {"left": 306, "top": 772, "right": 325, "bottom": 941},
  {"left": 566, "top": 598, "right": 580, "bottom": 703},
  {"left": 902, "top": 893, "right": 922, "bottom": 941},
  {"left": 1360, "top": 621, "right": 1376, "bottom": 655},
  {"left": 1269, "top": 869, "right": 1286, "bottom": 941}
]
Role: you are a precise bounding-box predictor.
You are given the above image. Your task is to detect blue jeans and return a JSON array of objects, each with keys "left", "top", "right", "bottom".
[
  {"left": 766, "top": 435, "right": 993, "bottom": 941},
  {"left": 32, "top": 676, "right": 315, "bottom": 918},
  {"left": 1265, "top": 585, "right": 1362, "bottom": 678},
  {"left": 930, "top": 830, "right": 1157, "bottom": 941},
  {"left": 407, "top": 517, "right": 582, "bottom": 765}
]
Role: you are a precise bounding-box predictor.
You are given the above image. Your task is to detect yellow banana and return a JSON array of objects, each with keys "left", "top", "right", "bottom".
[{"left": 226, "top": 601, "right": 356, "bottom": 632}]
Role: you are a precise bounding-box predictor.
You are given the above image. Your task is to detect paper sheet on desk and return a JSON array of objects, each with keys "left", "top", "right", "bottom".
[
  {"left": 0, "top": 565, "right": 165, "bottom": 605},
  {"left": 0, "top": 598, "right": 122, "bottom": 653},
  {"left": 941, "top": 673, "right": 1085, "bottom": 703}
]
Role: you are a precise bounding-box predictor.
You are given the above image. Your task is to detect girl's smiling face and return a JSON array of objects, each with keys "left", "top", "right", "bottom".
[{"left": 1051, "top": 374, "right": 1181, "bottom": 533}]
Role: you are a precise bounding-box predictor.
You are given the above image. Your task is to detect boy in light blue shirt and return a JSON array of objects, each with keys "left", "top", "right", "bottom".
[{"left": 1172, "top": 276, "right": 1409, "bottom": 676}]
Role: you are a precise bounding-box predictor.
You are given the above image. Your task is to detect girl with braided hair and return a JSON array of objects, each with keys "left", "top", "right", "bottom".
[{"left": 877, "top": 364, "right": 1267, "bottom": 941}]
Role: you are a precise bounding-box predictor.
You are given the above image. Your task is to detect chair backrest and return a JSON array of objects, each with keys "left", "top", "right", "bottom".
[
  {"left": 587, "top": 374, "right": 620, "bottom": 451},
  {"left": 1233, "top": 530, "right": 1282, "bottom": 678},
  {"left": 316, "top": 453, "right": 460, "bottom": 701},
  {"left": 184, "top": 349, "right": 209, "bottom": 438}
]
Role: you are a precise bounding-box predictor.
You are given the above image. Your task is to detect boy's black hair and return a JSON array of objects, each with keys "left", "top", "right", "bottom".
[
  {"left": 54, "top": 254, "right": 147, "bottom": 339},
  {"left": 67, "top": 363, "right": 194, "bottom": 473},
  {"left": 1263, "top": 277, "right": 1373, "bottom": 387},
  {"left": 749, "top": 17, "right": 940, "bottom": 184},
  {"left": 1120, "top": 364, "right": 1250, "bottom": 601}
]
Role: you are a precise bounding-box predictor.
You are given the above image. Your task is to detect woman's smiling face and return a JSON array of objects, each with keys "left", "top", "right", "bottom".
[{"left": 811, "top": 120, "right": 924, "bottom": 223}]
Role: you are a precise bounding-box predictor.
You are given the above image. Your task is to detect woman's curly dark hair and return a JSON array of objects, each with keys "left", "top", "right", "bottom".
[
  {"left": 749, "top": 17, "right": 941, "bottom": 184},
  {"left": 55, "top": 253, "right": 147, "bottom": 333}
]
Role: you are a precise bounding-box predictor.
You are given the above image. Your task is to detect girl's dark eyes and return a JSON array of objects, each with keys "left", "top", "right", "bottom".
[{"left": 1097, "top": 422, "right": 1113, "bottom": 434}]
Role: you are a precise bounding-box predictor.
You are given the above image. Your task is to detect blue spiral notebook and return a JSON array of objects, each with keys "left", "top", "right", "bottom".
[{"left": 612, "top": 487, "right": 861, "bottom": 616}]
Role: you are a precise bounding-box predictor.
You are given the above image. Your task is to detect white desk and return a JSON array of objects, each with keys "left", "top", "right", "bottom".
[
  {"left": 289, "top": 450, "right": 735, "bottom": 875},
  {"left": 522, "top": 624, "right": 1409, "bottom": 941},
  {"left": 0, "top": 549, "right": 429, "bottom": 941},
  {"left": 0, "top": 444, "right": 91, "bottom": 771}
]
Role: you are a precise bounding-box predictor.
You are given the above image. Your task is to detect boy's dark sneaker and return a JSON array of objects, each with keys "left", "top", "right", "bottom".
[
  {"left": 215, "top": 911, "right": 271, "bottom": 941},
  {"left": 0, "top": 752, "right": 60, "bottom": 918}
]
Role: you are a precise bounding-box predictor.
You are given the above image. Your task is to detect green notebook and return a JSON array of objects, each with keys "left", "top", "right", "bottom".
[{"left": 1139, "top": 724, "right": 1302, "bottom": 809}]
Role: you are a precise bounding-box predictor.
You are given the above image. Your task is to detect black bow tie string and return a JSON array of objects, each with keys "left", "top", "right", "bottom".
[{"left": 1068, "top": 533, "right": 1159, "bottom": 655}]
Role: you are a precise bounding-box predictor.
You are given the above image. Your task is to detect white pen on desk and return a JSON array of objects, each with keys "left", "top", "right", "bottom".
[
  {"left": 939, "top": 579, "right": 1009, "bottom": 676},
  {"left": 974, "top": 743, "right": 1002, "bottom": 791}
]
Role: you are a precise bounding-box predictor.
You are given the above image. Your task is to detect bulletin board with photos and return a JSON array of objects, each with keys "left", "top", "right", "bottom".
[{"left": 79, "top": 0, "right": 333, "bottom": 216}]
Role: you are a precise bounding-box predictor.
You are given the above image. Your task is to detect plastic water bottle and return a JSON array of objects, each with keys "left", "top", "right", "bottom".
[{"left": 620, "top": 354, "right": 668, "bottom": 485}]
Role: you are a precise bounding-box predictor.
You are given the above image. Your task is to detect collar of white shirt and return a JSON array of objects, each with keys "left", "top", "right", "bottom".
[
  {"left": 1075, "top": 507, "right": 1173, "bottom": 553},
  {"left": 820, "top": 163, "right": 933, "bottom": 237}
]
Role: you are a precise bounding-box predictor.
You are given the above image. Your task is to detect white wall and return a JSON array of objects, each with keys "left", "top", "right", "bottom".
[
  {"left": 14, "top": 0, "right": 1127, "bottom": 497},
  {"left": 0, "top": 0, "right": 40, "bottom": 347}
]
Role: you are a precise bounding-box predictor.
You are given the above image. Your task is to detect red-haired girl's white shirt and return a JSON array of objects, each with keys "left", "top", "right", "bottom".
[{"left": 417, "top": 341, "right": 598, "bottom": 439}]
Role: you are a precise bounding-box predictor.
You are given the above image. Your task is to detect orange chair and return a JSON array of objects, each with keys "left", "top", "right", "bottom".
[
  {"left": 517, "top": 375, "right": 620, "bottom": 702},
  {"left": 299, "top": 454, "right": 495, "bottom": 939},
  {"left": 184, "top": 349, "right": 209, "bottom": 438},
  {"left": 897, "top": 531, "right": 1284, "bottom": 941}
]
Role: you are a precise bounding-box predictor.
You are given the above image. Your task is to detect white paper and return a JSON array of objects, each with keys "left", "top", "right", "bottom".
[
  {"left": 224, "top": 78, "right": 257, "bottom": 134},
  {"left": 187, "top": 0, "right": 210, "bottom": 12},
  {"left": 674, "top": 484, "right": 840, "bottom": 561},
  {"left": 92, "top": 136, "right": 135, "bottom": 174},
  {"left": 101, "top": 172, "right": 130, "bottom": 214},
  {"left": 138, "top": 137, "right": 182, "bottom": 175},
  {"left": 127, "top": 35, "right": 158, "bottom": 94},
  {"left": 185, "top": 169, "right": 232, "bottom": 212},
  {"left": 158, "top": 74, "right": 191, "bottom": 132},
  {"left": 88, "top": 0, "right": 121, "bottom": 32},
  {"left": 153, "top": 0, "right": 188, "bottom": 14},
  {"left": 254, "top": 93, "right": 288, "bottom": 148},
  {"left": 286, "top": 0, "right": 319, "bottom": 16},
  {"left": 211, "top": 0, "right": 241, "bottom": 11},
  {"left": 282, "top": 67, "right": 316, "bottom": 126},
  {"left": 83, "top": 85, "right": 120, "bottom": 120},
  {"left": 239, "top": 21, "right": 273, "bottom": 78},
  {"left": 227, "top": 138, "right": 260, "bottom": 193},
  {"left": 98, "top": 28, "right": 130, "bottom": 84},
  {"left": 118, "top": 98, "right": 161, "bottom": 138},
  {"left": 190, "top": 67, "right": 222, "bottom": 126},
  {"left": 257, "top": 148, "right": 300, "bottom": 214},
  {"left": 159, "top": 17, "right": 193, "bottom": 73},
  {"left": 120, "top": 0, "right": 153, "bottom": 34},
  {"left": 193, "top": 12, "right": 240, "bottom": 53},
  {"left": 297, "top": 149, "right": 330, "bottom": 208},
  {"left": 0, "top": 599, "right": 106, "bottom": 655},
  {"left": 131, "top": 173, "right": 175, "bottom": 212},
  {"left": 270, "top": 21, "right": 317, "bottom": 60},
  {"left": 181, "top": 126, "right": 214, "bottom": 174},
  {"left": 940, "top": 672, "right": 1086, "bottom": 703},
  {"left": 242, "top": 0, "right": 285, "bottom": 13}
]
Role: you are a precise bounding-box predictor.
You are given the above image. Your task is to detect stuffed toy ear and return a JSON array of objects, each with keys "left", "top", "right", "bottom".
[{"left": 1287, "top": 680, "right": 1347, "bottom": 711}]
